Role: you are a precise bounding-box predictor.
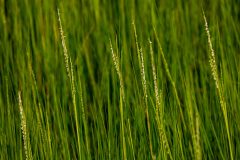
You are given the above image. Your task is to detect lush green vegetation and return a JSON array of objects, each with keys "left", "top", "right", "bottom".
[{"left": 0, "top": 0, "right": 239, "bottom": 159}]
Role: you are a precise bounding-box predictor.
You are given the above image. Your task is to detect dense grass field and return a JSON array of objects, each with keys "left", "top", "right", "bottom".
[{"left": 0, "top": 0, "right": 240, "bottom": 159}]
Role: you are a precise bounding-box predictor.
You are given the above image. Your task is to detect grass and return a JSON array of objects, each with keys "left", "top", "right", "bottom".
[
  {"left": 203, "top": 10, "right": 233, "bottom": 160},
  {"left": 57, "top": 9, "right": 81, "bottom": 158},
  {"left": 0, "top": 0, "right": 240, "bottom": 159},
  {"left": 110, "top": 39, "right": 126, "bottom": 160},
  {"left": 18, "top": 91, "right": 33, "bottom": 160}
]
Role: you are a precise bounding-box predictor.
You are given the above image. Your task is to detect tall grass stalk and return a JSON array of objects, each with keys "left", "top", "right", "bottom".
[
  {"left": 149, "top": 40, "right": 172, "bottom": 160},
  {"left": 203, "top": 11, "right": 233, "bottom": 160},
  {"left": 18, "top": 91, "right": 33, "bottom": 160},
  {"left": 127, "top": 119, "right": 135, "bottom": 160},
  {"left": 188, "top": 105, "right": 201, "bottom": 160},
  {"left": 79, "top": 79, "right": 90, "bottom": 159},
  {"left": 110, "top": 39, "right": 126, "bottom": 160},
  {"left": 132, "top": 22, "right": 148, "bottom": 104},
  {"left": 153, "top": 28, "right": 186, "bottom": 129},
  {"left": 195, "top": 112, "right": 201, "bottom": 160},
  {"left": 26, "top": 53, "right": 50, "bottom": 158},
  {"left": 132, "top": 22, "right": 154, "bottom": 159},
  {"left": 57, "top": 9, "right": 82, "bottom": 159}
]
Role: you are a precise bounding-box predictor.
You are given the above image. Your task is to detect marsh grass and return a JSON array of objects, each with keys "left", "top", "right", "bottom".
[{"left": 1, "top": 0, "right": 239, "bottom": 159}]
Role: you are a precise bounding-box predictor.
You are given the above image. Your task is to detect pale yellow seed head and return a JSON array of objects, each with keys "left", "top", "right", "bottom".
[
  {"left": 110, "top": 39, "right": 125, "bottom": 102},
  {"left": 18, "top": 91, "right": 32, "bottom": 160}
]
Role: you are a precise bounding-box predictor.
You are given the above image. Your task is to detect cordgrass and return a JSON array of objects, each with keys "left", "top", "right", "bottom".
[{"left": 0, "top": 0, "right": 239, "bottom": 159}]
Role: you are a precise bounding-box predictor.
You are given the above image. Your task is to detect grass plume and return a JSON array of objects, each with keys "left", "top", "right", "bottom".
[
  {"left": 203, "top": 10, "right": 233, "bottom": 160},
  {"left": 153, "top": 28, "right": 186, "bottom": 129},
  {"left": 18, "top": 91, "right": 33, "bottom": 160},
  {"left": 149, "top": 40, "right": 173, "bottom": 160},
  {"left": 110, "top": 39, "right": 127, "bottom": 160},
  {"left": 132, "top": 22, "right": 154, "bottom": 159},
  {"left": 110, "top": 39, "right": 125, "bottom": 103},
  {"left": 57, "top": 8, "right": 81, "bottom": 159},
  {"left": 195, "top": 113, "right": 201, "bottom": 160}
]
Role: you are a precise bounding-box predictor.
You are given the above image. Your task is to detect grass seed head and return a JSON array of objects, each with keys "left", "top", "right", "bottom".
[{"left": 18, "top": 91, "right": 33, "bottom": 160}]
